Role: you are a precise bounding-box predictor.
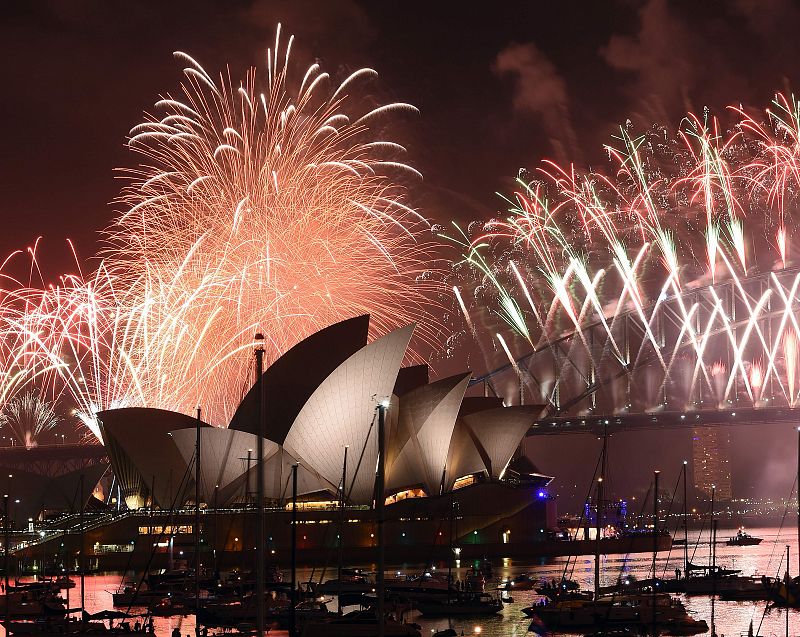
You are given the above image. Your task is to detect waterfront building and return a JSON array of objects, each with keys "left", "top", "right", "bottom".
[{"left": 691, "top": 426, "right": 733, "bottom": 501}]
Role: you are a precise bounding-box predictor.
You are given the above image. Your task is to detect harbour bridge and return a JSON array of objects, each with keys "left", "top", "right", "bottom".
[{"left": 472, "top": 267, "right": 800, "bottom": 436}]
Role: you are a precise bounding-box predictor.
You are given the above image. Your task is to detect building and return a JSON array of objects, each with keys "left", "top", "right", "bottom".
[
  {"left": 691, "top": 426, "right": 732, "bottom": 501},
  {"left": 95, "top": 316, "right": 548, "bottom": 511}
]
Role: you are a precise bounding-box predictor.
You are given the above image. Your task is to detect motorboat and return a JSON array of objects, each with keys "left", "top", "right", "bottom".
[
  {"left": 415, "top": 591, "right": 502, "bottom": 617},
  {"left": 726, "top": 529, "right": 763, "bottom": 546},
  {"left": 582, "top": 629, "right": 637, "bottom": 637},
  {"left": 524, "top": 592, "right": 707, "bottom": 634},
  {"left": 318, "top": 569, "right": 374, "bottom": 595},
  {"left": 301, "top": 610, "right": 420, "bottom": 636},
  {"left": 497, "top": 573, "right": 537, "bottom": 591}
]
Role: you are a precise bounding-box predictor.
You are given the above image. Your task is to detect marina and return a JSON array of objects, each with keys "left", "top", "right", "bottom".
[{"left": 1, "top": 527, "right": 798, "bottom": 636}]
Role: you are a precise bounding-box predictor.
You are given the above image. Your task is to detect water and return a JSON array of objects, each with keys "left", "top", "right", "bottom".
[{"left": 8, "top": 525, "right": 800, "bottom": 636}]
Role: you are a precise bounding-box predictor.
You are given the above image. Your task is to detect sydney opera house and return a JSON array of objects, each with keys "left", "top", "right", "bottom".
[{"left": 17, "top": 317, "right": 556, "bottom": 567}]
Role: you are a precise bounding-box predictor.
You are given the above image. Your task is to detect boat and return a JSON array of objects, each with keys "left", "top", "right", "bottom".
[
  {"left": 661, "top": 617, "right": 713, "bottom": 635},
  {"left": 0, "top": 591, "right": 68, "bottom": 618},
  {"left": 669, "top": 560, "right": 772, "bottom": 599},
  {"left": 384, "top": 570, "right": 456, "bottom": 599},
  {"left": 582, "top": 629, "right": 637, "bottom": 637},
  {"left": 761, "top": 431, "right": 800, "bottom": 607},
  {"left": 196, "top": 592, "right": 288, "bottom": 626},
  {"left": 147, "top": 596, "right": 191, "bottom": 617},
  {"left": 53, "top": 578, "right": 76, "bottom": 590},
  {"left": 726, "top": 529, "right": 763, "bottom": 546},
  {"left": 525, "top": 593, "right": 708, "bottom": 633},
  {"left": 111, "top": 583, "right": 180, "bottom": 607},
  {"left": 3, "top": 616, "right": 155, "bottom": 637},
  {"left": 414, "top": 591, "right": 502, "bottom": 617},
  {"left": 497, "top": 573, "right": 537, "bottom": 591},
  {"left": 529, "top": 470, "right": 705, "bottom": 635},
  {"left": 762, "top": 571, "right": 800, "bottom": 606},
  {"left": 534, "top": 577, "right": 585, "bottom": 599},
  {"left": 318, "top": 569, "right": 373, "bottom": 595},
  {"left": 145, "top": 566, "right": 193, "bottom": 589},
  {"left": 300, "top": 610, "right": 420, "bottom": 636}
]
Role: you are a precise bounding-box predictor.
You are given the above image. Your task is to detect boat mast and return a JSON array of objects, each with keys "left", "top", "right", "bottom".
[
  {"left": 786, "top": 546, "right": 790, "bottom": 637},
  {"left": 652, "top": 470, "right": 659, "bottom": 637},
  {"left": 253, "top": 333, "right": 266, "bottom": 637},
  {"left": 64, "top": 513, "right": 70, "bottom": 610},
  {"left": 290, "top": 463, "right": 298, "bottom": 637},
  {"left": 708, "top": 485, "right": 715, "bottom": 570},
  {"left": 682, "top": 460, "right": 689, "bottom": 579},
  {"left": 337, "top": 446, "right": 347, "bottom": 615},
  {"left": 594, "top": 425, "right": 607, "bottom": 601},
  {"left": 376, "top": 400, "right": 389, "bottom": 637},
  {"left": 594, "top": 476, "right": 603, "bottom": 601},
  {"left": 711, "top": 518, "right": 717, "bottom": 637},
  {"left": 4, "top": 492, "right": 9, "bottom": 632},
  {"left": 80, "top": 473, "right": 85, "bottom": 618},
  {"left": 243, "top": 448, "right": 252, "bottom": 588},
  {"left": 195, "top": 407, "right": 201, "bottom": 637}
]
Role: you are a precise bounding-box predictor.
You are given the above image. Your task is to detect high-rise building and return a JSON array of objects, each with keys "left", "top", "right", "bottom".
[{"left": 691, "top": 426, "right": 732, "bottom": 500}]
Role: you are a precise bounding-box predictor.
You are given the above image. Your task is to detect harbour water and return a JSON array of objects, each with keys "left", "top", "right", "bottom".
[{"left": 6, "top": 525, "right": 800, "bottom": 636}]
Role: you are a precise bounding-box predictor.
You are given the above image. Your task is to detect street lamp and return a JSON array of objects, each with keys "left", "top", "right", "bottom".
[
  {"left": 375, "top": 398, "right": 390, "bottom": 637},
  {"left": 253, "top": 332, "right": 265, "bottom": 637}
]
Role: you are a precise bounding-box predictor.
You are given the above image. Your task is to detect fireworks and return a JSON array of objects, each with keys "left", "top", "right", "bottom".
[
  {"left": 0, "top": 25, "right": 440, "bottom": 437},
  {"left": 94, "top": 27, "right": 439, "bottom": 424},
  {"left": 0, "top": 390, "right": 60, "bottom": 448},
  {"left": 449, "top": 93, "right": 800, "bottom": 414}
]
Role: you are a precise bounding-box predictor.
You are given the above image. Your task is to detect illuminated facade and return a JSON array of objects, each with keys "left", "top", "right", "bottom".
[{"left": 691, "top": 426, "right": 733, "bottom": 501}]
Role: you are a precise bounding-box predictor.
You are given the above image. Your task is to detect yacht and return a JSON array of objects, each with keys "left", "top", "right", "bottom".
[
  {"left": 415, "top": 591, "right": 502, "bottom": 617},
  {"left": 726, "top": 529, "right": 763, "bottom": 546},
  {"left": 525, "top": 592, "right": 708, "bottom": 634}
]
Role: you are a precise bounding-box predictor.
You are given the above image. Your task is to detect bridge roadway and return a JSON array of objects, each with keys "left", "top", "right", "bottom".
[
  {"left": 0, "top": 442, "right": 108, "bottom": 476},
  {"left": 0, "top": 408, "right": 792, "bottom": 468},
  {"left": 529, "top": 406, "right": 800, "bottom": 436}
]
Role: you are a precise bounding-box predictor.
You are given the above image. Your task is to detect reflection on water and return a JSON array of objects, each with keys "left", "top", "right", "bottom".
[{"left": 6, "top": 526, "right": 800, "bottom": 636}]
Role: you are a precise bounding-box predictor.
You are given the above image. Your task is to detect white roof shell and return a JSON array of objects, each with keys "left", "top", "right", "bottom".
[
  {"left": 284, "top": 324, "right": 414, "bottom": 504},
  {"left": 444, "top": 405, "right": 542, "bottom": 490},
  {"left": 386, "top": 373, "right": 470, "bottom": 496}
]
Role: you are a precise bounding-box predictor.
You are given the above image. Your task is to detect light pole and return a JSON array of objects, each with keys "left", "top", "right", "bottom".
[
  {"left": 290, "top": 464, "right": 298, "bottom": 636},
  {"left": 253, "top": 333, "right": 266, "bottom": 637},
  {"left": 376, "top": 399, "right": 389, "bottom": 637},
  {"left": 195, "top": 407, "right": 202, "bottom": 637}
]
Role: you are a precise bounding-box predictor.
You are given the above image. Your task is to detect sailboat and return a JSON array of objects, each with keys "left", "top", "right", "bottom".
[{"left": 526, "top": 471, "right": 707, "bottom": 635}]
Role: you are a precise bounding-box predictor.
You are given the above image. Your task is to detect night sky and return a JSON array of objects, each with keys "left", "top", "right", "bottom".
[
  {"left": 4, "top": 0, "right": 800, "bottom": 503},
  {"left": 5, "top": 0, "right": 800, "bottom": 270}
]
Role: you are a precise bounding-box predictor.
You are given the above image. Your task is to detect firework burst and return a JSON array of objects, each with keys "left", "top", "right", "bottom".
[
  {"left": 447, "top": 92, "right": 800, "bottom": 414},
  {"left": 0, "top": 25, "right": 440, "bottom": 440},
  {"left": 90, "top": 25, "right": 440, "bottom": 424},
  {"left": 0, "top": 390, "right": 60, "bottom": 448}
]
